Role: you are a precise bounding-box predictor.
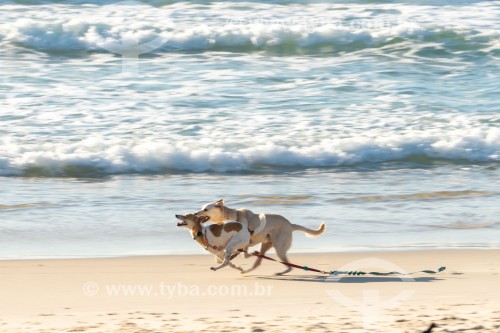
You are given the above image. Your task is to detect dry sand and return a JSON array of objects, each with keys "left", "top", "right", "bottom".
[{"left": 1, "top": 250, "right": 499, "bottom": 332}]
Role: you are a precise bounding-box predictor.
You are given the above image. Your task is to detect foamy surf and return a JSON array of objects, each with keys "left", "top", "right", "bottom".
[
  {"left": 4, "top": 18, "right": 493, "bottom": 55},
  {"left": 1, "top": 1, "right": 499, "bottom": 55},
  {"left": 1, "top": 129, "right": 499, "bottom": 177}
]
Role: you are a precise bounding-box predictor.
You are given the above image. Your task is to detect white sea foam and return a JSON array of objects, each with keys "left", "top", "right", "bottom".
[
  {"left": 0, "top": 1, "right": 499, "bottom": 54},
  {"left": 1, "top": 1, "right": 499, "bottom": 177},
  {"left": 1, "top": 128, "right": 498, "bottom": 176}
]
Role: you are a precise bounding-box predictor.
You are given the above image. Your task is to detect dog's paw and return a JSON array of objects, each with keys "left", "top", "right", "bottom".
[{"left": 275, "top": 269, "right": 291, "bottom": 276}]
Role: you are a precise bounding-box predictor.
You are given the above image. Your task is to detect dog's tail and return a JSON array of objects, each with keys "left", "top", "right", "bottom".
[
  {"left": 252, "top": 213, "right": 267, "bottom": 235},
  {"left": 292, "top": 223, "right": 326, "bottom": 237}
]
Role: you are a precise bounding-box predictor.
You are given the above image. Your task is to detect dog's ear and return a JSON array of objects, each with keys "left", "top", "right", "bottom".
[
  {"left": 215, "top": 199, "right": 224, "bottom": 208},
  {"left": 194, "top": 215, "right": 210, "bottom": 223},
  {"left": 175, "top": 214, "right": 185, "bottom": 220}
]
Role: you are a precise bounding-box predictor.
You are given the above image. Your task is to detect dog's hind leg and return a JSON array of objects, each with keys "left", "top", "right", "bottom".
[
  {"left": 272, "top": 233, "right": 293, "bottom": 275},
  {"left": 275, "top": 253, "right": 292, "bottom": 275},
  {"left": 241, "top": 241, "right": 273, "bottom": 274}
]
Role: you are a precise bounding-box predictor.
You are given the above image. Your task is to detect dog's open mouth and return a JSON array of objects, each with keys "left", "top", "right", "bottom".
[{"left": 177, "top": 221, "right": 187, "bottom": 227}]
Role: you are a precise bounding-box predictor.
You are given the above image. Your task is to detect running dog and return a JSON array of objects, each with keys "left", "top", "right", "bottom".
[
  {"left": 175, "top": 213, "right": 250, "bottom": 272},
  {"left": 196, "top": 199, "right": 326, "bottom": 275}
]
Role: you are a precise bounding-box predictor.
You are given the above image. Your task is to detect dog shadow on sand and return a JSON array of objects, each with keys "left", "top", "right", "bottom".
[{"left": 250, "top": 274, "right": 443, "bottom": 283}]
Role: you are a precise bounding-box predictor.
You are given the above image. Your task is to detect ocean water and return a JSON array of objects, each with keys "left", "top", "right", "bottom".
[{"left": 0, "top": 0, "right": 499, "bottom": 259}]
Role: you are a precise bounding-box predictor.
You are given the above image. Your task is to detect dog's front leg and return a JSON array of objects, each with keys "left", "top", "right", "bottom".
[
  {"left": 210, "top": 251, "right": 231, "bottom": 271},
  {"left": 228, "top": 261, "right": 244, "bottom": 272},
  {"left": 242, "top": 245, "right": 252, "bottom": 258},
  {"left": 210, "top": 239, "right": 241, "bottom": 271}
]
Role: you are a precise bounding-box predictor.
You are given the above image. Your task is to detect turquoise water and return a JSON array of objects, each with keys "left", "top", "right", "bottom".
[{"left": 0, "top": 0, "right": 499, "bottom": 258}]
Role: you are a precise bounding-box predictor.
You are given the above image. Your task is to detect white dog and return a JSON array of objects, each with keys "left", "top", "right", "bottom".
[
  {"left": 196, "top": 199, "right": 326, "bottom": 275},
  {"left": 176, "top": 213, "right": 251, "bottom": 272}
]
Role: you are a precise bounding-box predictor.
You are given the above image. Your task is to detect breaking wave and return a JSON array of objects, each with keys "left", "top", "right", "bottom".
[
  {"left": 1, "top": 131, "right": 499, "bottom": 177},
  {"left": 1, "top": 1, "right": 499, "bottom": 55}
]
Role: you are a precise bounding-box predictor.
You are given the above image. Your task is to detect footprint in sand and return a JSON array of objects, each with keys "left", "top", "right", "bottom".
[{"left": 67, "top": 325, "right": 100, "bottom": 332}]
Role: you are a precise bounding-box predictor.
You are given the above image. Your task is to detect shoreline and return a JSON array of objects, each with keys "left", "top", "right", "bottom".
[
  {"left": 1, "top": 246, "right": 499, "bottom": 262},
  {"left": 1, "top": 250, "right": 499, "bottom": 332}
]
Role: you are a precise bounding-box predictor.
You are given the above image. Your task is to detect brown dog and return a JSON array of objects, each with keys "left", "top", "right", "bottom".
[
  {"left": 196, "top": 199, "right": 326, "bottom": 275},
  {"left": 176, "top": 213, "right": 250, "bottom": 272}
]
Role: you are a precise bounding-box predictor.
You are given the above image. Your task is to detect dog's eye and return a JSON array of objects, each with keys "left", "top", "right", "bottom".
[{"left": 204, "top": 208, "right": 208, "bottom": 211}]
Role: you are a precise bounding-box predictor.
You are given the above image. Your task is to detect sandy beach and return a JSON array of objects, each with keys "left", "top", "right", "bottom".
[
  {"left": 1, "top": 250, "right": 499, "bottom": 332},
  {"left": 2, "top": 1, "right": 499, "bottom": 332}
]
